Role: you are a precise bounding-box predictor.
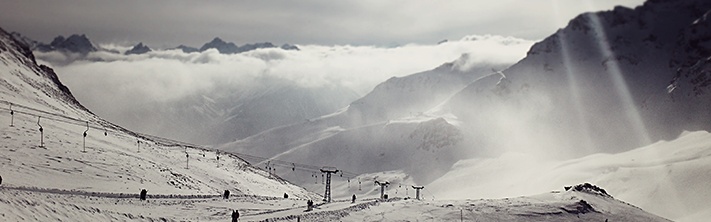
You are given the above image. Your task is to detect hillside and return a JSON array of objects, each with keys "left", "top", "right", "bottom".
[{"left": 0, "top": 26, "right": 313, "bottom": 199}]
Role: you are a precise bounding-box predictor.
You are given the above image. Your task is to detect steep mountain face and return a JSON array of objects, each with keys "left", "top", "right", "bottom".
[
  {"left": 9, "top": 31, "right": 39, "bottom": 49},
  {"left": 1, "top": 30, "right": 88, "bottom": 116},
  {"left": 446, "top": 0, "right": 711, "bottom": 157},
  {"left": 124, "top": 42, "right": 152, "bottom": 55},
  {"left": 0, "top": 26, "right": 312, "bottom": 198}
]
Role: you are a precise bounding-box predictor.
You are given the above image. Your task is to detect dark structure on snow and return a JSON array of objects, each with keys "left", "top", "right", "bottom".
[
  {"left": 223, "top": 190, "right": 230, "bottom": 199},
  {"left": 140, "top": 189, "right": 147, "bottom": 200},
  {"left": 231, "top": 209, "right": 239, "bottom": 222}
]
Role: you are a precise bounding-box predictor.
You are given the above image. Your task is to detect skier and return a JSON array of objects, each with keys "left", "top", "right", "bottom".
[
  {"left": 352, "top": 194, "right": 356, "bottom": 203},
  {"left": 223, "top": 190, "right": 230, "bottom": 199},
  {"left": 231, "top": 209, "right": 240, "bottom": 222},
  {"left": 140, "top": 189, "right": 147, "bottom": 201},
  {"left": 306, "top": 200, "right": 313, "bottom": 211}
]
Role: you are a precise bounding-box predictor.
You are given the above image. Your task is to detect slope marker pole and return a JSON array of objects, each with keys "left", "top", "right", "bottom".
[
  {"left": 82, "top": 121, "right": 88, "bottom": 152},
  {"left": 37, "top": 117, "right": 44, "bottom": 148},
  {"left": 9, "top": 104, "right": 14, "bottom": 127}
]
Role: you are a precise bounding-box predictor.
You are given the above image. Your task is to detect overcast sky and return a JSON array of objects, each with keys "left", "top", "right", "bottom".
[{"left": 1, "top": 0, "right": 645, "bottom": 47}]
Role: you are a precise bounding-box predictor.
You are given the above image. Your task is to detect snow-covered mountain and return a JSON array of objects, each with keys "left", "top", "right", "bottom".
[
  {"left": 443, "top": 0, "right": 711, "bottom": 159},
  {"left": 219, "top": 0, "right": 711, "bottom": 221},
  {"left": 0, "top": 26, "right": 312, "bottom": 199},
  {"left": 220, "top": 58, "right": 510, "bottom": 184}
]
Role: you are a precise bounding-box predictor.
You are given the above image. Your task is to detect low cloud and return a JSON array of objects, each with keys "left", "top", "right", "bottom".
[
  {"left": 43, "top": 34, "right": 533, "bottom": 96},
  {"left": 38, "top": 35, "right": 534, "bottom": 143}
]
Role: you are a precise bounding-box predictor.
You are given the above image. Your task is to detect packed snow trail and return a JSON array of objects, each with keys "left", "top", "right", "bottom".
[{"left": 0, "top": 185, "right": 670, "bottom": 221}]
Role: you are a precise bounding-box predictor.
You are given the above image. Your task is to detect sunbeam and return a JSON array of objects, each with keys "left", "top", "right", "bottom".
[
  {"left": 550, "top": 0, "right": 596, "bottom": 153},
  {"left": 584, "top": 12, "right": 652, "bottom": 146}
]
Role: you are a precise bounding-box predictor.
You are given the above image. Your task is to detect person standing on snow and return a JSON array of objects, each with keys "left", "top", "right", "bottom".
[
  {"left": 223, "top": 190, "right": 230, "bottom": 199},
  {"left": 231, "top": 209, "right": 239, "bottom": 222}
]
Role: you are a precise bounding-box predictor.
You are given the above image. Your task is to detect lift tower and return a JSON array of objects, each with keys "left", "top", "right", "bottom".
[
  {"left": 375, "top": 181, "right": 390, "bottom": 199},
  {"left": 412, "top": 186, "right": 424, "bottom": 200},
  {"left": 320, "top": 167, "right": 339, "bottom": 202}
]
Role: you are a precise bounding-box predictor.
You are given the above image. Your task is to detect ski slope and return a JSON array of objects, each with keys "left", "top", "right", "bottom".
[
  {"left": 0, "top": 184, "right": 670, "bottom": 221},
  {"left": 428, "top": 130, "right": 711, "bottom": 222}
]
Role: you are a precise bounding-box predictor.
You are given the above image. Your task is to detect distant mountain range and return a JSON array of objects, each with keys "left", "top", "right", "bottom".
[{"left": 9, "top": 32, "right": 298, "bottom": 56}]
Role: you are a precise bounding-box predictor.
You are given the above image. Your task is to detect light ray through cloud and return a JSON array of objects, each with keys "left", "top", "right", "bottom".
[
  {"left": 550, "top": 0, "right": 596, "bottom": 153},
  {"left": 584, "top": 12, "right": 652, "bottom": 146}
]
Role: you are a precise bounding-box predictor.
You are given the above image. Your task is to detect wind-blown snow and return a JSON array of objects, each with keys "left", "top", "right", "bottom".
[{"left": 428, "top": 130, "right": 711, "bottom": 221}]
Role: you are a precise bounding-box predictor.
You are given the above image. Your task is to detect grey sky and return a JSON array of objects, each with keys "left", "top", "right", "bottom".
[{"left": 0, "top": 0, "right": 645, "bottom": 47}]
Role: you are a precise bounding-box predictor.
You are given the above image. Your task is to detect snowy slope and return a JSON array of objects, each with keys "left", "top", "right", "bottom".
[
  {"left": 0, "top": 184, "right": 670, "bottom": 221},
  {"left": 0, "top": 26, "right": 314, "bottom": 200},
  {"left": 428, "top": 130, "right": 711, "bottom": 221}
]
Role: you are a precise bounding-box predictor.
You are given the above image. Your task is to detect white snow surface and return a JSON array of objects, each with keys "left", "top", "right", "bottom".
[{"left": 428, "top": 130, "right": 711, "bottom": 222}]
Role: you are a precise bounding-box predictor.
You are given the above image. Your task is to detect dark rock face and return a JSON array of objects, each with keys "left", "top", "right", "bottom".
[
  {"left": 197, "top": 37, "right": 284, "bottom": 54},
  {"left": 199, "top": 37, "right": 240, "bottom": 54},
  {"left": 175, "top": 45, "right": 199, "bottom": 53},
  {"left": 37, "top": 34, "right": 97, "bottom": 54},
  {"left": 125, "top": 42, "right": 152, "bottom": 55},
  {"left": 281, "top": 44, "right": 300, "bottom": 51},
  {"left": 565, "top": 183, "right": 612, "bottom": 198}
]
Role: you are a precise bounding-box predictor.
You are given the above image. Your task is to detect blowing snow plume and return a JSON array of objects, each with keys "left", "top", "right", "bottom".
[{"left": 36, "top": 35, "right": 533, "bottom": 145}]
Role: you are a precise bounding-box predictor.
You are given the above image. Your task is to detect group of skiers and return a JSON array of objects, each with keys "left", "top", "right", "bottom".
[{"left": 131, "top": 187, "right": 362, "bottom": 221}]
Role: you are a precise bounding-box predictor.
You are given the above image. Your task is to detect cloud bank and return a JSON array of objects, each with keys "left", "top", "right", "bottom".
[{"left": 38, "top": 35, "right": 534, "bottom": 144}]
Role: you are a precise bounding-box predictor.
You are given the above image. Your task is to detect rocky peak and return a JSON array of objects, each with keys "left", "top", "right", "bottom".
[
  {"left": 199, "top": 37, "right": 239, "bottom": 53},
  {"left": 125, "top": 42, "right": 152, "bottom": 55},
  {"left": 37, "top": 34, "right": 97, "bottom": 54}
]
